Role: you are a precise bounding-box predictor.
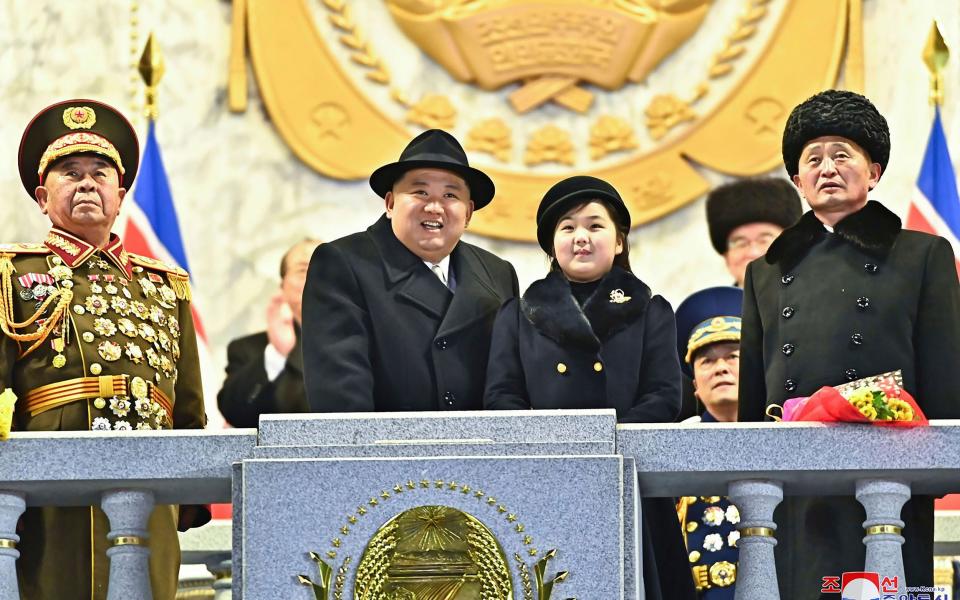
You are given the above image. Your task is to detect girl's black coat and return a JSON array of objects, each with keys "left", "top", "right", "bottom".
[
  {"left": 484, "top": 267, "right": 681, "bottom": 422},
  {"left": 484, "top": 267, "right": 694, "bottom": 600}
]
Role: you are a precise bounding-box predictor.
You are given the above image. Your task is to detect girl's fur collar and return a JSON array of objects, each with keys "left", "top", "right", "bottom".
[{"left": 520, "top": 267, "right": 651, "bottom": 350}]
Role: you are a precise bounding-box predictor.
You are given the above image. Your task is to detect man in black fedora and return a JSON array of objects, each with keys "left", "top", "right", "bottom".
[{"left": 302, "top": 129, "right": 518, "bottom": 412}]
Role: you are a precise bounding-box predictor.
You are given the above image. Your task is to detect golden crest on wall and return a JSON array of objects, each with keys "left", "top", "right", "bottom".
[
  {"left": 233, "top": 0, "right": 862, "bottom": 241},
  {"left": 384, "top": 0, "right": 712, "bottom": 113}
]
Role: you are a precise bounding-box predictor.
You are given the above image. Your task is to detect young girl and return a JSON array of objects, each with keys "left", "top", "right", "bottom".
[{"left": 484, "top": 175, "right": 695, "bottom": 599}]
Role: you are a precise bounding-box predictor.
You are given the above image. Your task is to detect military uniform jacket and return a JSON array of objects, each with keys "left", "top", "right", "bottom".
[
  {"left": 678, "top": 414, "right": 739, "bottom": 600},
  {"left": 216, "top": 331, "right": 308, "bottom": 427},
  {"left": 739, "top": 201, "right": 960, "bottom": 597},
  {"left": 302, "top": 214, "right": 518, "bottom": 412},
  {"left": 483, "top": 268, "right": 695, "bottom": 600},
  {"left": 0, "top": 228, "right": 206, "bottom": 600}
]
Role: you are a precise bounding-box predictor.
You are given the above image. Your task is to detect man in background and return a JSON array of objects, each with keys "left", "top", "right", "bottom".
[
  {"left": 217, "top": 238, "right": 320, "bottom": 427},
  {"left": 675, "top": 286, "right": 743, "bottom": 598},
  {"left": 706, "top": 178, "right": 803, "bottom": 287},
  {"left": 677, "top": 178, "right": 801, "bottom": 419}
]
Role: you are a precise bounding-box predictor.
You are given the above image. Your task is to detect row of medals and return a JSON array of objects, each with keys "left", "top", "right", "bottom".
[
  {"left": 686, "top": 497, "right": 740, "bottom": 558},
  {"left": 36, "top": 255, "right": 182, "bottom": 430}
]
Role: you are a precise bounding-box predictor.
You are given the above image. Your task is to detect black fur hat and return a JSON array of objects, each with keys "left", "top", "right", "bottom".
[
  {"left": 781, "top": 89, "right": 890, "bottom": 178},
  {"left": 705, "top": 178, "right": 803, "bottom": 254}
]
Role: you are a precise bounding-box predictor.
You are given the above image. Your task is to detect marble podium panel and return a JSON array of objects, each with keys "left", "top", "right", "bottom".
[{"left": 233, "top": 410, "right": 638, "bottom": 599}]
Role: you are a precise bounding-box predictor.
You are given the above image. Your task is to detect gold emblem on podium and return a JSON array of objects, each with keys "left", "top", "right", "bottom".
[
  {"left": 298, "top": 479, "right": 574, "bottom": 599},
  {"left": 354, "top": 505, "right": 511, "bottom": 598}
]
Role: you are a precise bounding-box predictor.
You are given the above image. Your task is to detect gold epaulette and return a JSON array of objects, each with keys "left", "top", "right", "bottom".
[
  {"left": 128, "top": 253, "right": 187, "bottom": 276},
  {"left": 0, "top": 243, "right": 51, "bottom": 255},
  {"left": 127, "top": 254, "right": 192, "bottom": 301},
  {"left": 166, "top": 271, "right": 192, "bottom": 302}
]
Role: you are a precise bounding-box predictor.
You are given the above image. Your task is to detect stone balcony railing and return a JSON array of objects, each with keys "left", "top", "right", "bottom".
[{"left": 1, "top": 414, "right": 959, "bottom": 599}]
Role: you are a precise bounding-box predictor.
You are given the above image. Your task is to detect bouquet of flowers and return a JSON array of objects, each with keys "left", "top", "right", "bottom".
[{"left": 776, "top": 371, "right": 927, "bottom": 426}]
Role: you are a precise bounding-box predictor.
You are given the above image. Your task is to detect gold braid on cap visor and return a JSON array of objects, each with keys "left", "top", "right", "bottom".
[
  {"left": 684, "top": 316, "right": 741, "bottom": 363},
  {"left": 37, "top": 132, "right": 125, "bottom": 182}
]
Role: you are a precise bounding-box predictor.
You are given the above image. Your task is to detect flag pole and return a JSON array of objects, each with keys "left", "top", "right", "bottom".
[
  {"left": 923, "top": 21, "right": 949, "bottom": 107},
  {"left": 138, "top": 33, "right": 165, "bottom": 122}
]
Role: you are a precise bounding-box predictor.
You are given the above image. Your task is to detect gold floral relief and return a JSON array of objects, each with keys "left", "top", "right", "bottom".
[
  {"left": 589, "top": 116, "right": 638, "bottom": 160},
  {"left": 645, "top": 84, "right": 707, "bottom": 141},
  {"left": 524, "top": 126, "right": 574, "bottom": 166},
  {"left": 466, "top": 119, "right": 512, "bottom": 162},
  {"left": 406, "top": 94, "right": 457, "bottom": 130}
]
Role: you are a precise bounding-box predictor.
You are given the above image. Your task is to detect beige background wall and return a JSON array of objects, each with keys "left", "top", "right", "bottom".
[{"left": 0, "top": 0, "right": 957, "bottom": 423}]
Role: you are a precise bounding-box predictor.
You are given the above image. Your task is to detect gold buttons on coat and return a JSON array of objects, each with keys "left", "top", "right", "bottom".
[
  {"left": 689, "top": 550, "right": 701, "bottom": 563},
  {"left": 686, "top": 521, "right": 698, "bottom": 533},
  {"left": 89, "top": 363, "right": 102, "bottom": 375},
  {"left": 82, "top": 332, "right": 95, "bottom": 343},
  {"left": 593, "top": 362, "right": 603, "bottom": 372},
  {"left": 556, "top": 363, "right": 567, "bottom": 374}
]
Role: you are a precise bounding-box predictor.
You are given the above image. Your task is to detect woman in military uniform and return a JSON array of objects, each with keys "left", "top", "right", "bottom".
[
  {"left": 1, "top": 99, "right": 207, "bottom": 599},
  {"left": 483, "top": 175, "right": 695, "bottom": 600}
]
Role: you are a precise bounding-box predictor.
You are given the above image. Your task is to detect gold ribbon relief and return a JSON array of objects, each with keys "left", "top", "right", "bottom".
[{"left": 242, "top": 0, "right": 852, "bottom": 241}]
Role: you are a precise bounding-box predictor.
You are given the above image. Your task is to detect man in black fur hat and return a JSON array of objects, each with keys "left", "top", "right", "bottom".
[
  {"left": 302, "top": 129, "right": 518, "bottom": 412},
  {"left": 738, "top": 90, "right": 960, "bottom": 597},
  {"left": 706, "top": 178, "right": 802, "bottom": 287}
]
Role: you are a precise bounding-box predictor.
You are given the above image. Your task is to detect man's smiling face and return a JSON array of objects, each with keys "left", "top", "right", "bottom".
[{"left": 385, "top": 168, "right": 474, "bottom": 263}]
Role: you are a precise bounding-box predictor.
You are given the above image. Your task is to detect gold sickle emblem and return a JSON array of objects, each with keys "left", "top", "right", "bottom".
[
  {"left": 609, "top": 289, "right": 631, "bottom": 304},
  {"left": 62, "top": 106, "right": 97, "bottom": 130}
]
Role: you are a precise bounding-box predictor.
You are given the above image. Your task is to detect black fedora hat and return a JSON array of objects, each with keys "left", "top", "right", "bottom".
[
  {"left": 535, "top": 175, "right": 631, "bottom": 254},
  {"left": 369, "top": 129, "right": 495, "bottom": 209},
  {"left": 19, "top": 99, "right": 139, "bottom": 200}
]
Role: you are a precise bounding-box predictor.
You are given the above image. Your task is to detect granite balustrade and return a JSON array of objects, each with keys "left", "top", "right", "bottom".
[{"left": 0, "top": 414, "right": 957, "bottom": 598}]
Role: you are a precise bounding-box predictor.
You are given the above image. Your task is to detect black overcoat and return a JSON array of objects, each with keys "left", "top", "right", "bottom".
[
  {"left": 739, "top": 201, "right": 960, "bottom": 598},
  {"left": 484, "top": 267, "right": 696, "bottom": 600},
  {"left": 216, "top": 331, "right": 308, "bottom": 427},
  {"left": 302, "top": 214, "right": 518, "bottom": 412}
]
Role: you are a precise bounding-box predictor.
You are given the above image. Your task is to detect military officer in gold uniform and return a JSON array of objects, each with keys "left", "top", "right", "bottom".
[{"left": 0, "top": 100, "right": 206, "bottom": 599}]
